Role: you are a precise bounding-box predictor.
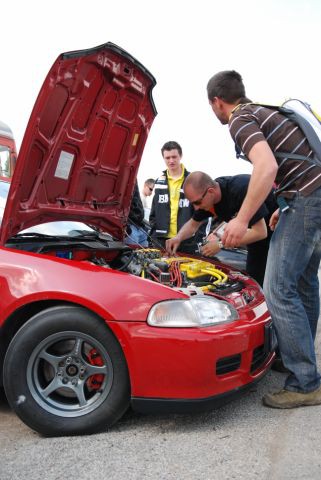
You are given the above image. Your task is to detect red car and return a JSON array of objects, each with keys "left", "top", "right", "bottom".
[{"left": 0, "top": 43, "right": 275, "bottom": 437}]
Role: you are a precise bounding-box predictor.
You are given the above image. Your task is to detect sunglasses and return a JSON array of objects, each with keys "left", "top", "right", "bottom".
[
  {"left": 190, "top": 187, "right": 209, "bottom": 206},
  {"left": 148, "top": 186, "right": 154, "bottom": 192}
]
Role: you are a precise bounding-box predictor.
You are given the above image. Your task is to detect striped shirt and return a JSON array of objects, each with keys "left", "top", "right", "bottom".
[{"left": 229, "top": 104, "right": 321, "bottom": 197}]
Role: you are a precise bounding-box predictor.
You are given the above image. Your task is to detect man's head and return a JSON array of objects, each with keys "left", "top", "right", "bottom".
[
  {"left": 184, "top": 171, "right": 221, "bottom": 211},
  {"left": 206, "top": 70, "right": 251, "bottom": 124},
  {"left": 143, "top": 178, "right": 155, "bottom": 196},
  {"left": 161, "top": 141, "right": 183, "bottom": 176}
]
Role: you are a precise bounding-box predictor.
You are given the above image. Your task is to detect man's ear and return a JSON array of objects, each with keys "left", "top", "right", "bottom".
[{"left": 215, "top": 97, "right": 225, "bottom": 110}]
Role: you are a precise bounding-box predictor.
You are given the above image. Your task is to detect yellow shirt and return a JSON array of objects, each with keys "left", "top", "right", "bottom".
[{"left": 167, "top": 165, "right": 185, "bottom": 238}]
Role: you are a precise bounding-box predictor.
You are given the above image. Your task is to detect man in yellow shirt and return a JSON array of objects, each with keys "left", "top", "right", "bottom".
[{"left": 149, "top": 141, "right": 204, "bottom": 253}]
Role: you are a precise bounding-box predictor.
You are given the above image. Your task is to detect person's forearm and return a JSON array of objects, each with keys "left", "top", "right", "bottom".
[
  {"left": 240, "top": 220, "right": 267, "bottom": 245},
  {"left": 237, "top": 173, "right": 274, "bottom": 225},
  {"left": 176, "top": 219, "right": 200, "bottom": 242},
  {"left": 237, "top": 142, "right": 278, "bottom": 225}
]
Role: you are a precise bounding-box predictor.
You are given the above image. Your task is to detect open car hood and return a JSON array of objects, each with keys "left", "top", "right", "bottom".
[{"left": 0, "top": 43, "right": 157, "bottom": 244}]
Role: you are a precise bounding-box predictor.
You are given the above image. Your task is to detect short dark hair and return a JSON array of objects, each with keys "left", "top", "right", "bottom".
[
  {"left": 161, "top": 141, "right": 182, "bottom": 157},
  {"left": 145, "top": 178, "right": 155, "bottom": 186},
  {"left": 207, "top": 70, "right": 251, "bottom": 104},
  {"left": 184, "top": 171, "right": 217, "bottom": 193}
]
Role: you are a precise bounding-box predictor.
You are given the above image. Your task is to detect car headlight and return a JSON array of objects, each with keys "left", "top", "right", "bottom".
[{"left": 147, "top": 296, "right": 238, "bottom": 327}]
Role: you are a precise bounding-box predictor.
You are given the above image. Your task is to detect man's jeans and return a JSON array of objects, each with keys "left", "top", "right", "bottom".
[
  {"left": 264, "top": 186, "right": 321, "bottom": 393},
  {"left": 125, "top": 225, "right": 148, "bottom": 247}
]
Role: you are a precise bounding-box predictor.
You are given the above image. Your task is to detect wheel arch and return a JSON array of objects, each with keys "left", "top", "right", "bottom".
[{"left": 0, "top": 300, "right": 126, "bottom": 387}]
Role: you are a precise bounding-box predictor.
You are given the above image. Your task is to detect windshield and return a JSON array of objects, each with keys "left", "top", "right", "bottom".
[
  {"left": 0, "top": 179, "right": 95, "bottom": 237},
  {"left": 22, "top": 221, "right": 94, "bottom": 236}
]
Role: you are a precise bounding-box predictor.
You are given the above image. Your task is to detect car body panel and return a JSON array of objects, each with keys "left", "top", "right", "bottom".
[
  {"left": 108, "top": 311, "right": 273, "bottom": 399},
  {"left": 0, "top": 244, "right": 274, "bottom": 400},
  {"left": 0, "top": 43, "right": 156, "bottom": 244},
  {"left": 0, "top": 247, "right": 185, "bottom": 325}
]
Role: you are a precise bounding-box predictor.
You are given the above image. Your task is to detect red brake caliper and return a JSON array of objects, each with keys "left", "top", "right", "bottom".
[{"left": 87, "top": 348, "right": 104, "bottom": 390}]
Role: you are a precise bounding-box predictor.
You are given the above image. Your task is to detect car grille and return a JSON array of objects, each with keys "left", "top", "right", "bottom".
[
  {"left": 216, "top": 354, "right": 242, "bottom": 375},
  {"left": 250, "top": 345, "right": 269, "bottom": 373}
]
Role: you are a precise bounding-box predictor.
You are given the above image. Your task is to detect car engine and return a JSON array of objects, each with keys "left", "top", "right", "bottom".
[
  {"left": 6, "top": 234, "right": 258, "bottom": 306},
  {"left": 106, "top": 248, "right": 250, "bottom": 299}
]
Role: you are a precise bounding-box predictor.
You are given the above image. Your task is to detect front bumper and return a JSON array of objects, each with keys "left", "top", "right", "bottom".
[
  {"left": 131, "top": 365, "right": 271, "bottom": 414},
  {"left": 108, "top": 306, "right": 275, "bottom": 401}
]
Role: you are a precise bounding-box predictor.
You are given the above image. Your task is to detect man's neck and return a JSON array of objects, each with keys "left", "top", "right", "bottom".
[
  {"left": 226, "top": 103, "right": 240, "bottom": 119},
  {"left": 168, "top": 164, "right": 183, "bottom": 179},
  {"left": 228, "top": 100, "right": 252, "bottom": 119},
  {"left": 215, "top": 184, "right": 222, "bottom": 203}
]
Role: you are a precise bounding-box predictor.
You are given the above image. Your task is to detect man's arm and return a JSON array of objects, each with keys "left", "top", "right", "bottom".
[
  {"left": 269, "top": 208, "right": 280, "bottom": 231},
  {"left": 222, "top": 141, "right": 278, "bottom": 248},
  {"left": 241, "top": 217, "right": 267, "bottom": 244},
  {"left": 201, "top": 218, "right": 267, "bottom": 257},
  {"left": 166, "top": 218, "right": 201, "bottom": 254}
]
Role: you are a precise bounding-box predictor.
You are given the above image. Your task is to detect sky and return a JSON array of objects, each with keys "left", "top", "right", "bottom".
[{"left": 1, "top": 0, "right": 320, "bottom": 189}]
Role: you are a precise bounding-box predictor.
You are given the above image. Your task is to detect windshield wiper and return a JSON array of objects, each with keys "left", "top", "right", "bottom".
[
  {"left": 12, "top": 230, "right": 99, "bottom": 240},
  {"left": 12, "top": 232, "right": 64, "bottom": 240}
]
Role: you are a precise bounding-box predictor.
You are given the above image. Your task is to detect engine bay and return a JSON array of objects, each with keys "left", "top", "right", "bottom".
[
  {"left": 94, "top": 248, "right": 259, "bottom": 307},
  {"left": 6, "top": 231, "right": 259, "bottom": 307},
  {"left": 108, "top": 248, "right": 246, "bottom": 295}
]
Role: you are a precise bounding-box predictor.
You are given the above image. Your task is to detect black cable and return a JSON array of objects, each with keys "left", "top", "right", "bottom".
[{"left": 126, "top": 218, "right": 166, "bottom": 252}]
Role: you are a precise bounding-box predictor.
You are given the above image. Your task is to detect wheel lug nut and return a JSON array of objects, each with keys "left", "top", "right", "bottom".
[{"left": 62, "top": 377, "right": 68, "bottom": 384}]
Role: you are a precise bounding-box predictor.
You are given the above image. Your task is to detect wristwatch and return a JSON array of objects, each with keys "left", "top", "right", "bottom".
[{"left": 217, "top": 240, "right": 223, "bottom": 249}]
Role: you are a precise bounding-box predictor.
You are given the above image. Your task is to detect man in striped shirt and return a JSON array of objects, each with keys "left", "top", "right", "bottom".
[{"left": 206, "top": 70, "right": 321, "bottom": 409}]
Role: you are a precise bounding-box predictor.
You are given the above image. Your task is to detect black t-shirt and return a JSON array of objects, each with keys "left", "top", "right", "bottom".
[{"left": 193, "top": 174, "right": 277, "bottom": 228}]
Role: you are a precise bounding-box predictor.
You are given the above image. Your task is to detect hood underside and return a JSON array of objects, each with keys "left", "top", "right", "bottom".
[{"left": 0, "top": 42, "right": 157, "bottom": 244}]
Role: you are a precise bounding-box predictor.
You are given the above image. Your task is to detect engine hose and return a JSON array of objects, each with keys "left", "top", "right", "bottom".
[
  {"left": 117, "top": 251, "right": 136, "bottom": 271},
  {"left": 200, "top": 267, "right": 228, "bottom": 284}
]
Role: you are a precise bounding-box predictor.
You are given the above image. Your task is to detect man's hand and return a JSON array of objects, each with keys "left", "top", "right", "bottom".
[
  {"left": 222, "top": 141, "right": 277, "bottom": 247},
  {"left": 222, "top": 217, "right": 248, "bottom": 248},
  {"left": 201, "top": 239, "right": 221, "bottom": 257},
  {"left": 206, "top": 232, "right": 218, "bottom": 243},
  {"left": 269, "top": 208, "right": 280, "bottom": 231},
  {"left": 166, "top": 237, "right": 181, "bottom": 255}
]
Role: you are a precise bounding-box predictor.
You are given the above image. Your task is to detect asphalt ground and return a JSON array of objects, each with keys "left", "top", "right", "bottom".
[{"left": 1, "top": 284, "right": 321, "bottom": 480}]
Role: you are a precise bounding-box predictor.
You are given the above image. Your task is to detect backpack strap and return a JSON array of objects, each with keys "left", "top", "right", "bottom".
[
  {"left": 275, "top": 151, "right": 320, "bottom": 164},
  {"left": 279, "top": 107, "right": 321, "bottom": 164},
  {"left": 275, "top": 164, "right": 316, "bottom": 194},
  {"left": 236, "top": 103, "right": 321, "bottom": 166}
]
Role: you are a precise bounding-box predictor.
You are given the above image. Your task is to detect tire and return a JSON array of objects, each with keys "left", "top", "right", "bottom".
[{"left": 3, "top": 305, "right": 130, "bottom": 436}]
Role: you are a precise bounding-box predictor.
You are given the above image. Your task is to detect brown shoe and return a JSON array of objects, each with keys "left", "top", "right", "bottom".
[{"left": 263, "top": 386, "right": 321, "bottom": 409}]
